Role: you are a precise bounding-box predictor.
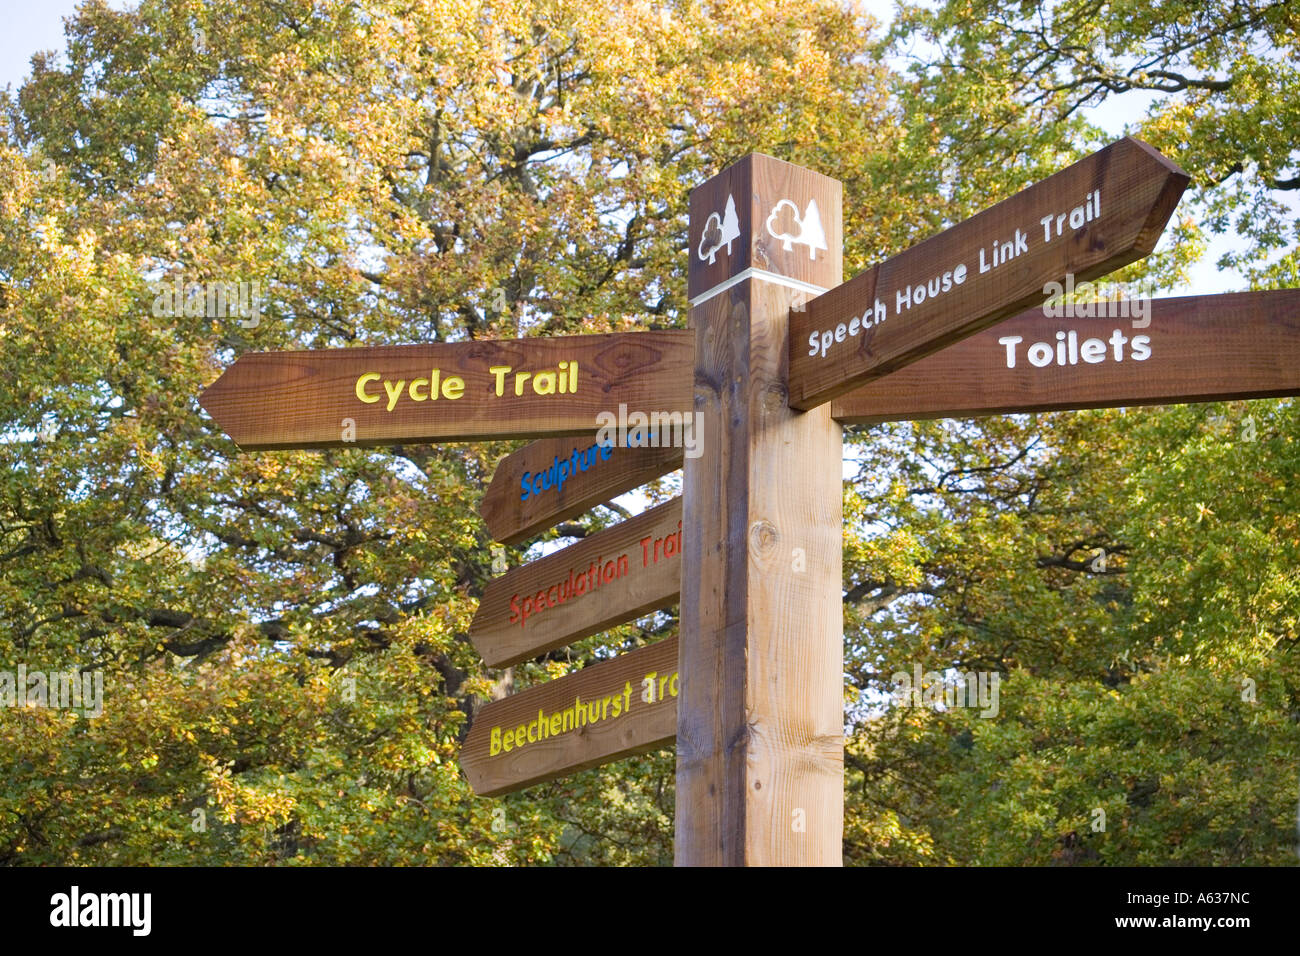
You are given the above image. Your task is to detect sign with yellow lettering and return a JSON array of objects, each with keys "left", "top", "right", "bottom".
[
  {"left": 461, "top": 636, "right": 678, "bottom": 797},
  {"left": 199, "top": 331, "right": 694, "bottom": 449}
]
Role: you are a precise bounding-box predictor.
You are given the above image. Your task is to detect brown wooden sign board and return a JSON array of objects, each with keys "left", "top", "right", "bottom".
[
  {"left": 462, "top": 636, "right": 679, "bottom": 797},
  {"left": 469, "top": 497, "right": 683, "bottom": 669},
  {"left": 200, "top": 331, "right": 694, "bottom": 450},
  {"left": 480, "top": 436, "right": 684, "bottom": 546},
  {"left": 788, "top": 137, "right": 1190, "bottom": 410},
  {"left": 830, "top": 291, "right": 1300, "bottom": 424}
]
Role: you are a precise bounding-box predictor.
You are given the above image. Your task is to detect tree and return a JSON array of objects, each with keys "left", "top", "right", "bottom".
[
  {"left": 887, "top": 0, "right": 1300, "bottom": 287},
  {"left": 0, "top": 0, "right": 901, "bottom": 866},
  {"left": 796, "top": 198, "right": 827, "bottom": 259},
  {"left": 837, "top": 0, "right": 1300, "bottom": 865},
  {"left": 0, "top": 0, "right": 1295, "bottom": 867}
]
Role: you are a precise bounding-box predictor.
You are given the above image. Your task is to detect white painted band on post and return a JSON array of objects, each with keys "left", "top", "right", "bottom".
[{"left": 690, "top": 268, "right": 830, "bottom": 307}]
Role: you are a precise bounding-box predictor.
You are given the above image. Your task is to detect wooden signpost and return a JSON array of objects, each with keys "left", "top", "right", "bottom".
[
  {"left": 201, "top": 130, "right": 1300, "bottom": 866},
  {"left": 469, "top": 497, "right": 683, "bottom": 668},
  {"left": 788, "top": 137, "right": 1189, "bottom": 410},
  {"left": 679, "top": 154, "right": 846, "bottom": 866},
  {"left": 199, "top": 331, "right": 693, "bottom": 449},
  {"left": 830, "top": 290, "right": 1300, "bottom": 424},
  {"left": 480, "top": 435, "right": 683, "bottom": 545}
]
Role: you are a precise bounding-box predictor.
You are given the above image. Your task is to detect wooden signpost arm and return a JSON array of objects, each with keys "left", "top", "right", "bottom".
[
  {"left": 678, "top": 155, "right": 845, "bottom": 866},
  {"left": 199, "top": 331, "right": 694, "bottom": 450},
  {"left": 470, "top": 497, "right": 683, "bottom": 669},
  {"left": 788, "top": 137, "right": 1189, "bottom": 410},
  {"left": 830, "top": 291, "right": 1300, "bottom": 424},
  {"left": 480, "top": 436, "right": 685, "bottom": 546},
  {"left": 462, "top": 636, "right": 679, "bottom": 798}
]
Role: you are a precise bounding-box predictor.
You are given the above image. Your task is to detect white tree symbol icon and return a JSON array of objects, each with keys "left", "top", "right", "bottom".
[
  {"left": 765, "top": 198, "right": 828, "bottom": 260},
  {"left": 697, "top": 194, "right": 741, "bottom": 264}
]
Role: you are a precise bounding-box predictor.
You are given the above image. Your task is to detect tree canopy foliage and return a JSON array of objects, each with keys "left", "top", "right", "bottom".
[{"left": 0, "top": 0, "right": 1295, "bottom": 865}]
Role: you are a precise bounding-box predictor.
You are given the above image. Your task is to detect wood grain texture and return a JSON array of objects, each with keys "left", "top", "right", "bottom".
[
  {"left": 480, "top": 436, "right": 684, "bottom": 546},
  {"left": 461, "top": 636, "right": 679, "bottom": 797},
  {"left": 789, "top": 137, "right": 1190, "bottom": 410},
  {"left": 200, "top": 331, "right": 694, "bottom": 449},
  {"left": 830, "top": 291, "right": 1300, "bottom": 423},
  {"left": 678, "top": 155, "right": 844, "bottom": 866},
  {"left": 469, "top": 497, "right": 683, "bottom": 669}
]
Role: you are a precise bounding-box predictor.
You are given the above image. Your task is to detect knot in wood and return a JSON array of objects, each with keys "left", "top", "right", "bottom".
[
  {"left": 761, "top": 382, "right": 787, "bottom": 413},
  {"left": 748, "top": 519, "right": 779, "bottom": 563}
]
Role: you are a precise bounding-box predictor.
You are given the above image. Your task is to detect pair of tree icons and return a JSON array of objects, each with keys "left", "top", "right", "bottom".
[
  {"left": 765, "top": 198, "right": 827, "bottom": 259},
  {"left": 696, "top": 194, "right": 828, "bottom": 264}
]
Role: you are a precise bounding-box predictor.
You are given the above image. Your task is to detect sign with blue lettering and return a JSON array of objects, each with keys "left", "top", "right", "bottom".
[{"left": 480, "top": 435, "right": 684, "bottom": 545}]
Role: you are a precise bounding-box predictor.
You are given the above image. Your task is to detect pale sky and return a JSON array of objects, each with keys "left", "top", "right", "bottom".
[{"left": 0, "top": 0, "right": 88, "bottom": 92}]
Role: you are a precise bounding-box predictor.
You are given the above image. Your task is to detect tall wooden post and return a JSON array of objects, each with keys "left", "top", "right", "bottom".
[{"left": 677, "top": 155, "right": 844, "bottom": 865}]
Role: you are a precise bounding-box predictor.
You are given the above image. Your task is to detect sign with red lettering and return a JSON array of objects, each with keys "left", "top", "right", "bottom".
[{"left": 469, "top": 498, "right": 683, "bottom": 668}]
